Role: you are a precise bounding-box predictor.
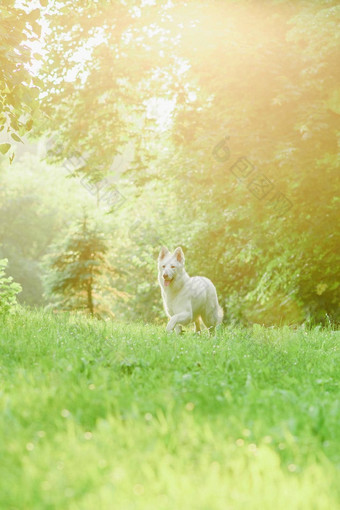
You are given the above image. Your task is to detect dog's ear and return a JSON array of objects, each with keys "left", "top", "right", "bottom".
[
  {"left": 174, "top": 247, "right": 185, "bottom": 264},
  {"left": 158, "top": 246, "right": 169, "bottom": 260}
]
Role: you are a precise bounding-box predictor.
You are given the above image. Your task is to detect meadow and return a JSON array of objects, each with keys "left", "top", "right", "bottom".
[
  {"left": 0, "top": 310, "right": 339, "bottom": 510},
  {"left": 1, "top": 1, "right": 339, "bottom": 508}
]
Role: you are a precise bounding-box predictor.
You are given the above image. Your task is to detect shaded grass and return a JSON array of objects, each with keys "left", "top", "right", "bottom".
[{"left": 0, "top": 310, "right": 339, "bottom": 509}]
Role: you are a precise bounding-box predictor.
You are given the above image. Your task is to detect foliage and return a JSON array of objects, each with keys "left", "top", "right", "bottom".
[
  {"left": 163, "top": 0, "right": 340, "bottom": 325},
  {"left": 34, "top": 0, "right": 340, "bottom": 325},
  {"left": 44, "top": 215, "right": 120, "bottom": 317},
  {"left": 0, "top": 151, "right": 91, "bottom": 306},
  {"left": 0, "top": 258, "right": 22, "bottom": 315},
  {"left": 0, "top": 310, "right": 339, "bottom": 508},
  {"left": 1, "top": 0, "right": 338, "bottom": 324},
  {"left": 37, "top": 0, "right": 179, "bottom": 178},
  {"left": 0, "top": 1, "right": 43, "bottom": 160}
]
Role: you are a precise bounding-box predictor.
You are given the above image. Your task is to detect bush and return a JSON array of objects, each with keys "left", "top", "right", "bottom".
[{"left": 0, "top": 259, "right": 22, "bottom": 315}]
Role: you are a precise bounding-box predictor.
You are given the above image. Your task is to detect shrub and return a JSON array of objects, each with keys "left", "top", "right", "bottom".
[{"left": 0, "top": 259, "right": 22, "bottom": 315}]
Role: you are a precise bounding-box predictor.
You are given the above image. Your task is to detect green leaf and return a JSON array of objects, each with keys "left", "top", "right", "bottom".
[
  {"left": 28, "top": 8, "right": 40, "bottom": 22},
  {"left": 0, "top": 143, "right": 11, "bottom": 154},
  {"left": 25, "top": 119, "right": 33, "bottom": 131},
  {"left": 31, "top": 21, "right": 42, "bottom": 37},
  {"left": 11, "top": 132, "right": 23, "bottom": 143},
  {"left": 32, "top": 76, "right": 44, "bottom": 88}
]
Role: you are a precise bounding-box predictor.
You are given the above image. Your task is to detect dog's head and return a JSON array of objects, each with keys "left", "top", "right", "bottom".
[{"left": 158, "top": 246, "right": 185, "bottom": 287}]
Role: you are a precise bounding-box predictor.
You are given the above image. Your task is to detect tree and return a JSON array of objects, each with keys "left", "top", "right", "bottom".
[
  {"left": 37, "top": 0, "right": 181, "bottom": 179},
  {"left": 45, "top": 216, "right": 115, "bottom": 316},
  {"left": 37, "top": 0, "right": 340, "bottom": 324},
  {"left": 0, "top": 1, "right": 42, "bottom": 159}
]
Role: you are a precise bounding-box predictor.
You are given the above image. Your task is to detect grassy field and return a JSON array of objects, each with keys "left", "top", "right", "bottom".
[{"left": 0, "top": 310, "right": 339, "bottom": 510}]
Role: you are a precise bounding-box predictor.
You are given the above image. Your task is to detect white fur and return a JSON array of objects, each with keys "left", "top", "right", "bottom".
[{"left": 158, "top": 246, "right": 223, "bottom": 334}]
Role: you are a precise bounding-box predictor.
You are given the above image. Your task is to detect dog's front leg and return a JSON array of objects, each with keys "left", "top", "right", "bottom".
[{"left": 166, "top": 311, "right": 192, "bottom": 333}]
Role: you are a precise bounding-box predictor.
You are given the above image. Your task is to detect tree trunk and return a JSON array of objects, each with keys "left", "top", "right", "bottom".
[{"left": 87, "top": 279, "right": 94, "bottom": 315}]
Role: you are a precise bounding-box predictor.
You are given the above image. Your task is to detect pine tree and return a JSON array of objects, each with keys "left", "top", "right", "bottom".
[{"left": 45, "top": 215, "right": 112, "bottom": 316}]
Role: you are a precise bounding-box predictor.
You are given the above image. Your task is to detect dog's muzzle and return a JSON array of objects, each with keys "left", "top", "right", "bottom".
[{"left": 163, "top": 275, "right": 172, "bottom": 287}]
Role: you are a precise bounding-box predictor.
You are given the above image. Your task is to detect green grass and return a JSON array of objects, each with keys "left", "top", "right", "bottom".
[{"left": 0, "top": 310, "right": 339, "bottom": 510}]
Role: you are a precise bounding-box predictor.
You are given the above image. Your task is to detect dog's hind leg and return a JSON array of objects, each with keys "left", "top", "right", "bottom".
[
  {"left": 175, "top": 324, "right": 183, "bottom": 335},
  {"left": 194, "top": 317, "right": 202, "bottom": 334},
  {"left": 201, "top": 313, "right": 220, "bottom": 337},
  {"left": 201, "top": 297, "right": 223, "bottom": 336}
]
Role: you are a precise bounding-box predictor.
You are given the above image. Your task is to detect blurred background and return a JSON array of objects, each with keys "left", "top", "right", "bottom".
[{"left": 0, "top": 0, "right": 339, "bottom": 325}]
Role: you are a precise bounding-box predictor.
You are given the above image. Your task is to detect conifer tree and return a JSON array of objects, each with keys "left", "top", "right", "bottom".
[{"left": 45, "top": 216, "right": 111, "bottom": 316}]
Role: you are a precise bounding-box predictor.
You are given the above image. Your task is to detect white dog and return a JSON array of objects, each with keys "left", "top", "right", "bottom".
[{"left": 158, "top": 246, "right": 223, "bottom": 333}]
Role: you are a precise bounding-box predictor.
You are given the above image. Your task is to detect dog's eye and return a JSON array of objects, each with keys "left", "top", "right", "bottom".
[
  {"left": 171, "top": 265, "right": 175, "bottom": 268},
  {"left": 162, "top": 265, "right": 165, "bottom": 268}
]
